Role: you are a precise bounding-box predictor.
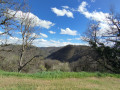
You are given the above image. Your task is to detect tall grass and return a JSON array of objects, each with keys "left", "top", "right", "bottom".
[{"left": 0, "top": 70, "right": 120, "bottom": 79}]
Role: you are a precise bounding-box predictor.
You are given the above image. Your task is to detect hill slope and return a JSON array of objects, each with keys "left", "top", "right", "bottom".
[
  {"left": 0, "top": 45, "right": 61, "bottom": 72},
  {"left": 47, "top": 45, "right": 97, "bottom": 62},
  {"left": 0, "top": 44, "right": 106, "bottom": 72},
  {"left": 47, "top": 45, "right": 106, "bottom": 72}
]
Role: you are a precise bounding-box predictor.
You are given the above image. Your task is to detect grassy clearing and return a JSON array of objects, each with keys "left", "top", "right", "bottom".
[
  {"left": 0, "top": 70, "right": 120, "bottom": 79},
  {"left": 0, "top": 76, "right": 120, "bottom": 90}
]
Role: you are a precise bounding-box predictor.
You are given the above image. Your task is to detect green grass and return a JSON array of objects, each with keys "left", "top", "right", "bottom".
[
  {"left": 0, "top": 70, "right": 120, "bottom": 79},
  {"left": 0, "top": 70, "right": 120, "bottom": 90}
]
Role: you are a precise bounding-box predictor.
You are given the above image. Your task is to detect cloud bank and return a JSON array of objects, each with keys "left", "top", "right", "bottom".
[
  {"left": 0, "top": 37, "right": 88, "bottom": 47},
  {"left": 5, "top": 9, "right": 54, "bottom": 29}
]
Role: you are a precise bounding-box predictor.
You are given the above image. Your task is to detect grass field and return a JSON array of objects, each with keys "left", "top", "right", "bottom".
[{"left": 0, "top": 70, "right": 120, "bottom": 90}]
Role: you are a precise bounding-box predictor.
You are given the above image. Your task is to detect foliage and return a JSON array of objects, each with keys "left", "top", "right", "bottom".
[
  {"left": 83, "top": 8, "right": 120, "bottom": 74},
  {"left": 90, "top": 42, "right": 120, "bottom": 73}
]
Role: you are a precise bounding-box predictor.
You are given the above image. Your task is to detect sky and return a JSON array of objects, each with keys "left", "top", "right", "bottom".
[{"left": 1, "top": 0, "right": 120, "bottom": 47}]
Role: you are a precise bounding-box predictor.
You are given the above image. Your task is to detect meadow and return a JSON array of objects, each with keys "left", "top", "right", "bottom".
[{"left": 0, "top": 70, "right": 120, "bottom": 90}]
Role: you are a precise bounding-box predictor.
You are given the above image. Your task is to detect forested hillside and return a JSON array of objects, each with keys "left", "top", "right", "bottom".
[{"left": 0, "top": 44, "right": 106, "bottom": 73}]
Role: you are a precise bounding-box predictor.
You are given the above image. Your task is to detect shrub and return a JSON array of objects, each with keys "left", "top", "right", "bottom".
[
  {"left": 39, "top": 64, "right": 47, "bottom": 71},
  {"left": 44, "top": 59, "right": 61, "bottom": 70},
  {"left": 51, "top": 62, "right": 71, "bottom": 72}
]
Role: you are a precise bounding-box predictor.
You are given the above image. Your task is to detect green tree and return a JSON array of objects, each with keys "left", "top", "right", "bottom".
[{"left": 83, "top": 9, "right": 120, "bottom": 73}]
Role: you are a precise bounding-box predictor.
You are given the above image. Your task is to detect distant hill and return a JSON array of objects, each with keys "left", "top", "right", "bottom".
[
  {"left": 47, "top": 45, "right": 97, "bottom": 62},
  {"left": 0, "top": 44, "right": 107, "bottom": 72},
  {"left": 0, "top": 44, "right": 61, "bottom": 72},
  {"left": 47, "top": 45, "right": 106, "bottom": 72},
  {"left": 0, "top": 44, "right": 61, "bottom": 58},
  {"left": 40, "top": 47, "right": 62, "bottom": 57}
]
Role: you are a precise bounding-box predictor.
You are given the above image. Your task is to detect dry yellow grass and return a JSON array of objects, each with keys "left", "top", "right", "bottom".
[{"left": 0, "top": 76, "right": 120, "bottom": 90}]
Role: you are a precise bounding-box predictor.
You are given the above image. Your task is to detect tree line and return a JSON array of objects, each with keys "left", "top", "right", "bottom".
[{"left": 83, "top": 7, "right": 120, "bottom": 73}]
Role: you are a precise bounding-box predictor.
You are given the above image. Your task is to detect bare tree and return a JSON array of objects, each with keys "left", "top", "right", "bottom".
[
  {"left": 106, "top": 7, "right": 120, "bottom": 46},
  {"left": 82, "top": 8, "right": 120, "bottom": 73},
  {"left": 0, "top": 0, "right": 26, "bottom": 45},
  {"left": 16, "top": 12, "right": 41, "bottom": 72},
  {"left": 0, "top": 0, "right": 42, "bottom": 72},
  {"left": 83, "top": 22, "right": 100, "bottom": 45}
]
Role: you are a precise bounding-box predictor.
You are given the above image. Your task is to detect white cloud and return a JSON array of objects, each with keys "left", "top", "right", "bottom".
[
  {"left": 5, "top": 37, "right": 22, "bottom": 44},
  {"left": 75, "top": 38, "right": 81, "bottom": 40},
  {"left": 5, "top": 9, "right": 54, "bottom": 29},
  {"left": 40, "top": 33, "right": 48, "bottom": 38},
  {"left": 60, "top": 28, "right": 77, "bottom": 36},
  {"left": 62, "top": 6, "right": 69, "bottom": 9},
  {"left": 9, "top": 37, "right": 19, "bottom": 40},
  {"left": 31, "top": 33, "right": 39, "bottom": 38},
  {"left": 67, "top": 38, "right": 82, "bottom": 41},
  {"left": 78, "top": 1, "right": 111, "bottom": 36},
  {"left": 0, "top": 31, "right": 3, "bottom": 34},
  {"left": 78, "top": 1, "right": 109, "bottom": 21},
  {"left": 49, "top": 31, "right": 56, "bottom": 34},
  {"left": 51, "top": 7, "right": 74, "bottom": 18},
  {"left": 78, "top": 1, "right": 88, "bottom": 13},
  {"left": 0, "top": 36, "right": 88, "bottom": 47},
  {"left": 34, "top": 39, "right": 47, "bottom": 42},
  {"left": 77, "top": 1, "right": 120, "bottom": 46},
  {"left": 33, "top": 39, "right": 88, "bottom": 47}
]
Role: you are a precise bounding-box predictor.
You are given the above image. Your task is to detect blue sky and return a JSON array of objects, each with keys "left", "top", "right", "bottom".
[{"left": 1, "top": 0, "right": 120, "bottom": 47}]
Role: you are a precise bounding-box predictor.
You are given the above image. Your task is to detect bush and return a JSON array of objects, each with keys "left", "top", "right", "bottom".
[
  {"left": 39, "top": 64, "right": 47, "bottom": 71},
  {"left": 51, "top": 62, "right": 71, "bottom": 72},
  {"left": 44, "top": 59, "right": 61, "bottom": 70}
]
